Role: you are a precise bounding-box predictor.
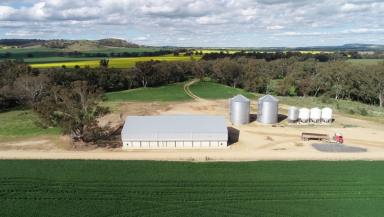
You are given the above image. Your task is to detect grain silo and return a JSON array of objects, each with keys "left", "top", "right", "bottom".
[
  {"left": 310, "top": 107, "right": 321, "bottom": 123},
  {"left": 230, "top": 95, "right": 250, "bottom": 125},
  {"left": 299, "top": 108, "right": 310, "bottom": 123},
  {"left": 257, "top": 95, "right": 279, "bottom": 124},
  {"left": 321, "top": 107, "right": 333, "bottom": 123},
  {"left": 287, "top": 106, "right": 299, "bottom": 123}
]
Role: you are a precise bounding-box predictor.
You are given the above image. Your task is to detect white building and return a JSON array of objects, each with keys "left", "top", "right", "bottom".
[{"left": 121, "top": 115, "right": 228, "bottom": 149}]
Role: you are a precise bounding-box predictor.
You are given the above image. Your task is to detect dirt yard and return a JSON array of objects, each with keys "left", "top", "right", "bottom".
[{"left": 1, "top": 99, "right": 383, "bottom": 161}]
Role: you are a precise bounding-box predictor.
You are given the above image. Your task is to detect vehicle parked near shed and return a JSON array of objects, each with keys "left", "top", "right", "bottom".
[{"left": 301, "top": 132, "right": 344, "bottom": 144}]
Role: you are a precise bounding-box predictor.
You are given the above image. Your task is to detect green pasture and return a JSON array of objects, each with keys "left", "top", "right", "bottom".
[
  {"left": 105, "top": 83, "right": 192, "bottom": 102},
  {"left": 0, "top": 110, "right": 60, "bottom": 139},
  {"left": 1, "top": 160, "right": 384, "bottom": 217},
  {"left": 189, "top": 81, "right": 256, "bottom": 99},
  {"left": 30, "top": 55, "right": 200, "bottom": 68}
]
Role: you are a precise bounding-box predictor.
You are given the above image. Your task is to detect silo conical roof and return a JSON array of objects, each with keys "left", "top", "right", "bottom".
[
  {"left": 231, "top": 94, "right": 250, "bottom": 102},
  {"left": 259, "top": 95, "right": 279, "bottom": 102}
]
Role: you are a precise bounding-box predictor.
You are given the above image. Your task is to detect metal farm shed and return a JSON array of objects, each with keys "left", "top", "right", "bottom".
[{"left": 121, "top": 115, "right": 228, "bottom": 149}]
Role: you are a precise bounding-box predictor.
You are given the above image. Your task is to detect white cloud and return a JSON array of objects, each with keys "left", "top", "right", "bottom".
[
  {"left": 0, "top": 6, "right": 15, "bottom": 20},
  {"left": 0, "top": 0, "right": 383, "bottom": 46},
  {"left": 267, "top": 25, "right": 284, "bottom": 30}
]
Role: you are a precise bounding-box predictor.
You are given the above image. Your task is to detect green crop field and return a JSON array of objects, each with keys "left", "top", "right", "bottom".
[
  {"left": 189, "top": 81, "right": 256, "bottom": 99},
  {"left": 0, "top": 110, "right": 60, "bottom": 139},
  {"left": 30, "top": 55, "right": 200, "bottom": 68},
  {"left": 105, "top": 83, "right": 192, "bottom": 102},
  {"left": 1, "top": 160, "right": 384, "bottom": 217}
]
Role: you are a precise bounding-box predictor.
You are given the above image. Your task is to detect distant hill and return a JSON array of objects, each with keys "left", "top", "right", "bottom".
[
  {"left": 0, "top": 39, "right": 45, "bottom": 47},
  {"left": 0, "top": 38, "right": 140, "bottom": 50},
  {"left": 189, "top": 44, "right": 384, "bottom": 52},
  {"left": 294, "top": 44, "right": 384, "bottom": 52},
  {"left": 97, "top": 38, "right": 139, "bottom": 48}
]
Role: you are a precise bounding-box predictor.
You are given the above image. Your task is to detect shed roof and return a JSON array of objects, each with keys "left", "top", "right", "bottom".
[{"left": 122, "top": 115, "right": 228, "bottom": 141}]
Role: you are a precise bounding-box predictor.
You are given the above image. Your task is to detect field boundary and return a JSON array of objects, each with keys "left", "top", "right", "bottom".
[{"left": 2, "top": 150, "right": 384, "bottom": 161}]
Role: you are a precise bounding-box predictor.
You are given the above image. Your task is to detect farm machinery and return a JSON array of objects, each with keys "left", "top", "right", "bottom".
[{"left": 301, "top": 132, "right": 344, "bottom": 144}]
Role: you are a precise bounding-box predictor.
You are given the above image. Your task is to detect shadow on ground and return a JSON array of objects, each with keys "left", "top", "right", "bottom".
[
  {"left": 249, "top": 114, "right": 287, "bottom": 123},
  {"left": 228, "top": 127, "right": 240, "bottom": 146}
]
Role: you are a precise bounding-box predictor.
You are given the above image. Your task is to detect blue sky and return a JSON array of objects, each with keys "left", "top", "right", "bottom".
[{"left": 0, "top": 0, "right": 383, "bottom": 47}]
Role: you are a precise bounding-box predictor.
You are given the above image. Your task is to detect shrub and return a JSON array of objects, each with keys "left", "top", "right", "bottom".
[
  {"left": 288, "top": 86, "right": 297, "bottom": 96},
  {"left": 359, "top": 108, "right": 368, "bottom": 116},
  {"left": 348, "top": 109, "right": 355, "bottom": 115},
  {"left": 320, "top": 95, "right": 331, "bottom": 104}
]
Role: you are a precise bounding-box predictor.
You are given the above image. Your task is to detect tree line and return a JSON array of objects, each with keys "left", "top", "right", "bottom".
[
  {"left": 0, "top": 49, "right": 174, "bottom": 59},
  {"left": 201, "top": 51, "right": 349, "bottom": 62},
  {"left": 1, "top": 58, "right": 384, "bottom": 109}
]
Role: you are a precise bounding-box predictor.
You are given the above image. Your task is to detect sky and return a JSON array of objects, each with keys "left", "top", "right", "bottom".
[{"left": 0, "top": 0, "right": 383, "bottom": 47}]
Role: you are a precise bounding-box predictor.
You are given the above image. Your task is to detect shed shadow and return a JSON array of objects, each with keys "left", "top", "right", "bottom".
[
  {"left": 278, "top": 114, "right": 287, "bottom": 123},
  {"left": 228, "top": 127, "right": 240, "bottom": 146},
  {"left": 249, "top": 114, "right": 257, "bottom": 123}
]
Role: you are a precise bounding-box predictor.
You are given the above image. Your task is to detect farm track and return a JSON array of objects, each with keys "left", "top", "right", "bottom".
[{"left": 184, "top": 79, "right": 202, "bottom": 101}]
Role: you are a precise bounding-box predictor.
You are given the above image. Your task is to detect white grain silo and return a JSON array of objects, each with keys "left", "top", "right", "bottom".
[
  {"left": 298, "top": 108, "right": 310, "bottom": 123},
  {"left": 257, "top": 95, "right": 279, "bottom": 124},
  {"left": 321, "top": 107, "right": 333, "bottom": 123},
  {"left": 230, "top": 95, "right": 250, "bottom": 125},
  {"left": 310, "top": 107, "right": 321, "bottom": 123},
  {"left": 287, "top": 106, "right": 299, "bottom": 123}
]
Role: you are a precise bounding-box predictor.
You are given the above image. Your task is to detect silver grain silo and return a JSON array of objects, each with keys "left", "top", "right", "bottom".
[
  {"left": 230, "top": 95, "right": 250, "bottom": 125},
  {"left": 287, "top": 106, "right": 299, "bottom": 123},
  {"left": 257, "top": 95, "right": 279, "bottom": 124}
]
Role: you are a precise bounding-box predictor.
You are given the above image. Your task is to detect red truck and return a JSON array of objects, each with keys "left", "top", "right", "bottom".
[{"left": 301, "top": 132, "right": 344, "bottom": 144}]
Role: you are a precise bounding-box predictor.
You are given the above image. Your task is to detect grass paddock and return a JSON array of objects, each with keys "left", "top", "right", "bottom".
[
  {"left": 105, "top": 83, "right": 192, "bottom": 102},
  {"left": 0, "top": 110, "right": 60, "bottom": 139},
  {"left": 189, "top": 81, "right": 255, "bottom": 99}
]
